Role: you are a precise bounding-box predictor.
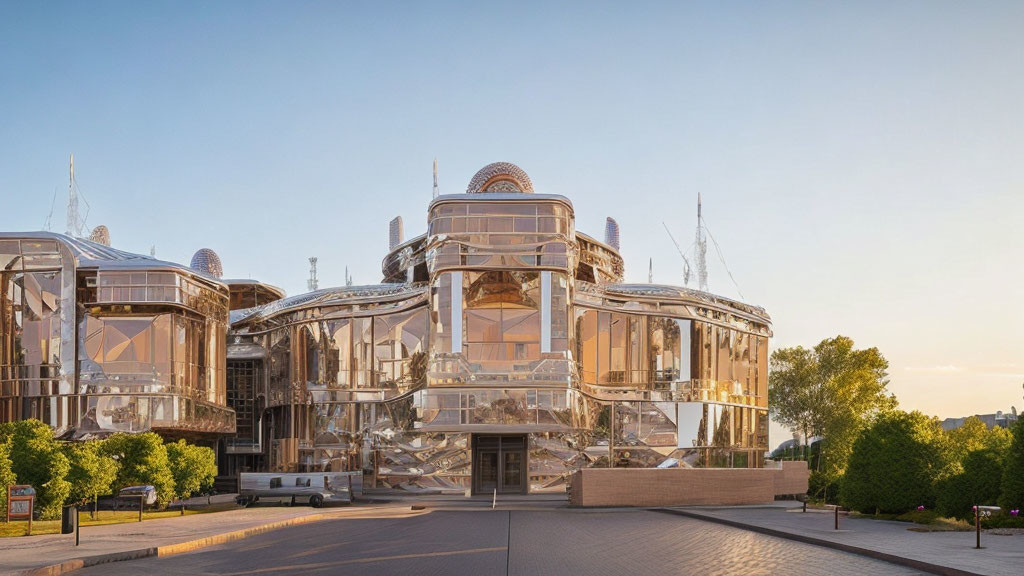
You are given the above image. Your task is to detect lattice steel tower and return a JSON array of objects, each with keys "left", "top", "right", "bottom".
[
  {"left": 65, "top": 153, "right": 87, "bottom": 237},
  {"left": 432, "top": 158, "right": 439, "bottom": 199},
  {"left": 308, "top": 257, "right": 319, "bottom": 291},
  {"left": 695, "top": 193, "right": 709, "bottom": 292}
]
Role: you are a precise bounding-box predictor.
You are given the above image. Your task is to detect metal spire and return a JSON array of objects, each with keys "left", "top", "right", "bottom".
[
  {"left": 432, "top": 158, "right": 439, "bottom": 199},
  {"left": 648, "top": 258, "right": 653, "bottom": 283},
  {"left": 695, "top": 193, "right": 708, "bottom": 292},
  {"left": 307, "top": 257, "right": 319, "bottom": 291},
  {"left": 66, "top": 154, "right": 83, "bottom": 237}
]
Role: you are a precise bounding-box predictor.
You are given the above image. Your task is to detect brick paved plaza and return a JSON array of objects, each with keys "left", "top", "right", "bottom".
[{"left": 74, "top": 508, "right": 919, "bottom": 576}]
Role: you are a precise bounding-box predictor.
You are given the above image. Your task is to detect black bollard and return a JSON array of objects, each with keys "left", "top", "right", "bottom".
[{"left": 975, "top": 506, "right": 981, "bottom": 549}]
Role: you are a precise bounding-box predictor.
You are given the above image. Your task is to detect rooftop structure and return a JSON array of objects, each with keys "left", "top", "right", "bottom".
[
  {"left": 190, "top": 248, "right": 224, "bottom": 279},
  {"left": 941, "top": 409, "right": 1018, "bottom": 431}
]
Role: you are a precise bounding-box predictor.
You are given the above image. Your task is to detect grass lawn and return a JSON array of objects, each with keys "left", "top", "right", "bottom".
[{"left": 0, "top": 503, "right": 237, "bottom": 537}]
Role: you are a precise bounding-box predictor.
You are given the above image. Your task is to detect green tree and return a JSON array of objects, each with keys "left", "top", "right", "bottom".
[
  {"left": 0, "top": 441, "right": 16, "bottom": 517},
  {"left": 165, "top": 440, "right": 217, "bottom": 499},
  {"left": 946, "top": 416, "right": 1013, "bottom": 468},
  {"left": 0, "top": 420, "right": 71, "bottom": 519},
  {"left": 841, "top": 410, "right": 955, "bottom": 514},
  {"left": 65, "top": 441, "right": 119, "bottom": 515},
  {"left": 769, "top": 336, "right": 897, "bottom": 485},
  {"left": 99, "top": 432, "right": 175, "bottom": 507},
  {"left": 936, "top": 448, "right": 1004, "bottom": 521},
  {"left": 998, "top": 417, "right": 1024, "bottom": 511}
]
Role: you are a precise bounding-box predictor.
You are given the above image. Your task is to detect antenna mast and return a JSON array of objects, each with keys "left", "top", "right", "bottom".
[
  {"left": 432, "top": 158, "right": 439, "bottom": 199},
  {"left": 695, "top": 193, "right": 709, "bottom": 292},
  {"left": 307, "top": 257, "right": 319, "bottom": 291},
  {"left": 66, "top": 154, "right": 84, "bottom": 237}
]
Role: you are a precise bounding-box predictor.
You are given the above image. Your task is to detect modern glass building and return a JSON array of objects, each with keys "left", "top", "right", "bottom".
[
  {"left": 0, "top": 162, "right": 771, "bottom": 495},
  {"left": 220, "top": 162, "right": 772, "bottom": 495},
  {"left": 0, "top": 233, "right": 234, "bottom": 439}
]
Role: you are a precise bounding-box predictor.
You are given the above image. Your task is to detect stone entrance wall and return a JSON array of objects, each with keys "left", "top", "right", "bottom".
[{"left": 569, "top": 461, "right": 808, "bottom": 507}]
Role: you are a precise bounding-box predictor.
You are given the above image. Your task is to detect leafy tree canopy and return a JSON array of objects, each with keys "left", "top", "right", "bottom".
[
  {"left": 998, "top": 417, "right": 1024, "bottom": 511},
  {"left": 99, "top": 432, "right": 176, "bottom": 506},
  {"left": 0, "top": 420, "right": 71, "bottom": 519},
  {"left": 166, "top": 440, "right": 217, "bottom": 499},
  {"left": 840, "top": 410, "right": 956, "bottom": 514},
  {"left": 945, "top": 416, "right": 1012, "bottom": 469},
  {"left": 936, "top": 448, "right": 1004, "bottom": 521},
  {"left": 769, "top": 335, "right": 897, "bottom": 479},
  {"left": 65, "top": 441, "right": 120, "bottom": 506},
  {"left": 0, "top": 441, "right": 16, "bottom": 516}
]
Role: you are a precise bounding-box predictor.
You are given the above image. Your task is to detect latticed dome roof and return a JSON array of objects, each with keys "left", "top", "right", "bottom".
[
  {"left": 190, "top": 248, "right": 223, "bottom": 278},
  {"left": 88, "top": 225, "right": 111, "bottom": 246},
  {"left": 466, "top": 162, "right": 534, "bottom": 194}
]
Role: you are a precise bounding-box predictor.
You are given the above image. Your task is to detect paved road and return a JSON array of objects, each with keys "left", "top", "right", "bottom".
[{"left": 75, "top": 509, "right": 921, "bottom": 576}]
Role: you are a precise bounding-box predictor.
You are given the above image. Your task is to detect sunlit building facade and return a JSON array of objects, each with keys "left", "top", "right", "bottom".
[
  {"left": 0, "top": 233, "right": 234, "bottom": 439},
  {"left": 0, "top": 162, "right": 771, "bottom": 494},
  {"left": 221, "top": 162, "right": 772, "bottom": 494}
]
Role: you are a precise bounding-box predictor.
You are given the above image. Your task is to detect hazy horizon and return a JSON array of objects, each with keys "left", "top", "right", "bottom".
[{"left": 2, "top": 2, "right": 1022, "bottom": 445}]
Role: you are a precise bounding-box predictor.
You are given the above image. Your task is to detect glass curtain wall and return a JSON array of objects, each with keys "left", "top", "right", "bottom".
[
  {"left": 262, "top": 307, "right": 428, "bottom": 472},
  {"left": 463, "top": 271, "right": 541, "bottom": 371},
  {"left": 0, "top": 239, "right": 68, "bottom": 427},
  {"left": 576, "top": 309, "right": 766, "bottom": 400},
  {"left": 292, "top": 309, "right": 428, "bottom": 395},
  {"left": 0, "top": 269, "right": 63, "bottom": 422},
  {"left": 79, "top": 312, "right": 225, "bottom": 404}
]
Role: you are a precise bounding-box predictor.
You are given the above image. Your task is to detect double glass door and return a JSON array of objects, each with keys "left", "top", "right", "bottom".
[{"left": 474, "top": 435, "right": 526, "bottom": 494}]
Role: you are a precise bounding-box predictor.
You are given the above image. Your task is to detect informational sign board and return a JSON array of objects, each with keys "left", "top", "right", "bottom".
[
  {"left": 9, "top": 498, "right": 31, "bottom": 516},
  {"left": 7, "top": 485, "right": 35, "bottom": 534}
]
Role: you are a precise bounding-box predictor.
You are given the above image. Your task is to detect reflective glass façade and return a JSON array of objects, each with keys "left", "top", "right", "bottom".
[
  {"left": 0, "top": 234, "right": 234, "bottom": 437},
  {"left": 221, "top": 168, "right": 773, "bottom": 487},
  {"left": 0, "top": 162, "right": 774, "bottom": 492}
]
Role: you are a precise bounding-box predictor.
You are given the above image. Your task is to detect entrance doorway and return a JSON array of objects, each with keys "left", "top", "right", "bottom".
[{"left": 472, "top": 435, "right": 527, "bottom": 495}]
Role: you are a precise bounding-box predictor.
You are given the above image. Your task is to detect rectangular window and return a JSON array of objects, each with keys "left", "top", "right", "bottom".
[
  {"left": 540, "top": 271, "right": 551, "bottom": 352},
  {"left": 451, "top": 271, "right": 463, "bottom": 353},
  {"left": 756, "top": 336, "right": 768, "bottom": 402},
  {"left": 326, "top": 318, "right": 350, "bottom": 388},
  {"left": 597, "top": 311, "right": 611, "bottom": 383},
  {"left": 549, "top": 273, "right": 568, "bottom": 352},
  {"left": 462, "top": 271, "right": 541, "bottom": 369},
  {"left": 352, "top": 317, "right": 373, "bottom": 388},
  {"left": 717, "top": 328, "right": 733, "bottom": 383},
  {"left": 608, "top": 313, "right": 627, "bottom": 383},
  {"left": 578, "top": 310, "right": 597, "bottom": 383}
]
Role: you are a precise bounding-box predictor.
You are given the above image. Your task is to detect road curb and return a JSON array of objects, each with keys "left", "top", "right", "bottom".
[
  {"left": 16, "top": 510, "right": 343, "bottom": 576},
  {"left": 657, "top": 508, "right": 985, "bottom": 576}
]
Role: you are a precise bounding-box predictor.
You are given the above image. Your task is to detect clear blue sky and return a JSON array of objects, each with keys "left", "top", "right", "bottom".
[{"left": 2, "top": 2, "right": 1022, "bottom": 444}]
